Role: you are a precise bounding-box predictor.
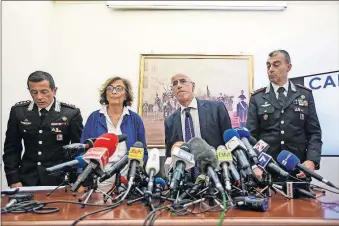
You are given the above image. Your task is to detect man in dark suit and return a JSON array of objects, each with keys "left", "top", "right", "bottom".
[
  {"left": 164, "top": 73, "right": 232, "bottom": 157},
  {"left": 3, "top": 71, "right": 84, "bottom": 188},
  {"left": 247, "top": 50, "right": 322, "bottom": 180}
]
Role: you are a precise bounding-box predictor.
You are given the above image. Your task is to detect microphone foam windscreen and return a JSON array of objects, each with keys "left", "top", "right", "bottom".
[
  {"left": 155, "top": 177, "right": 166, "bottom": 189},
  {"left": 277, "top": 150, "right": 300, "bottom": 171},
  {"left": 94, "top": 133, "right": 119, "bottom": 156},
  {"left": 75, "top": 156, "right": 86, "bottom": 168},
  {"left": 235, "top": 127, "right": 251, "bottom": 139},
  {"left": 223, "top": 129, "right": 240, "bottom": 143},
  {"left": 133, "top": 141, "right": 144, "bottom": 149},
  {"left": 188, "top": 137, "right": 218, "bottom": 174}
]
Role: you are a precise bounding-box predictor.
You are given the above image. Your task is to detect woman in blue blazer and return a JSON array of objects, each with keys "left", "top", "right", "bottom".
[{"left": 81, "top": 76, "right": 147, "bottom": 163}]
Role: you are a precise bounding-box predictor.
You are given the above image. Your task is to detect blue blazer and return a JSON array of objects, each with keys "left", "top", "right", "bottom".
[
  {"left": 164, "top": 99, "right": 232, "bottom": 157},
  {"left": 81, "top": 108, "right": 147, "bottom": 158}
]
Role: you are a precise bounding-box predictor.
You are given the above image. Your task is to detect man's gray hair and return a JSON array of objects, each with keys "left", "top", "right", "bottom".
[{"left": 269, "top": 50, "right": 291, "bottom": 64}]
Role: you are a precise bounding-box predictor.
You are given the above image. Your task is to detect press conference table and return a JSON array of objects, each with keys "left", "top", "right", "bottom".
[{"left": 2, "top": 187, "right": 339, "bottom": 226}]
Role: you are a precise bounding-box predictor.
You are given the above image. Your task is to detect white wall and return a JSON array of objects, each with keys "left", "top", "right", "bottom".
[
  {"left": 1, "top": 1, "right": 55, "bottom": 188},
  {"left": 2, "top": 1, "right": 339, "bottom": 188}
]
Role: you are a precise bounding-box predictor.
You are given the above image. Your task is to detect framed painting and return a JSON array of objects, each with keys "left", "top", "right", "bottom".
[{"left": 137, "top": 54, "right": 254, "bottom": 148}]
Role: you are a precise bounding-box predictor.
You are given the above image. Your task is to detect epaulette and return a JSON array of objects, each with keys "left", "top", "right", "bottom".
[
  {"left": 13, "top": 100, "right": 31, "bottom": 107},
  {"left": 250, "top": 87, "right": 266, "bottom": 96},
  {"left": 60, "top": 102, "right": 77, "bottom": 109},
  {"left": 295, "top": 84, "right": 312, "bottom": 92}
]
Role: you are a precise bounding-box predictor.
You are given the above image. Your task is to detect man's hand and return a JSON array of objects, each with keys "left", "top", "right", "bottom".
[
  {"left": 10, "top": 182, "right": 23, "bottom": 188},
  {"left": 296, "top": 160, "right": 315, "bottom": 178},
  {"left": 253, "top": 167, "right": 263, "bottom": 181}
]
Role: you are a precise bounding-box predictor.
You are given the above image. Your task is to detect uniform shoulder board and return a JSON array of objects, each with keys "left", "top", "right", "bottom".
[
  {"left": 250, "top": 87, "right": 266, "bottom": 96},
  {"left": 60, "top": 102, "right": 77, "bottom": 109},
  {"left": 295, "top": 84, "right": 312, "bottom": 92},
  {"left": 13, "top": 100, "right": 31, "bottom": 107}
]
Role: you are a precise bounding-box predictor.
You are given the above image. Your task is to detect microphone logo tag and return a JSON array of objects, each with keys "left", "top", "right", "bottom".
[
  {"left": 128, "top": 147, "right": 144, "bottom": 161},
  {"left": 216, "top": 149, "right": 232, "bottom": 162},
  {"left": 225, "top": 136, "right": 242, "bottom": 151},
  {"left": 253, "top": 140, "right": 268, "bottom": 152},
  {"left": 258, "top": 152, "right": 272, "bottom": 169},
  {"left": 178, "top": 149, "right": 194, "bottom": 162}
]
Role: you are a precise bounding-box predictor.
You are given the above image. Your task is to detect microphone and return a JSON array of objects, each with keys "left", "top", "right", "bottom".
[
  {"left": 62, "top": 137, "right": 96, "bottom": 160},
  {"left": 3, "top": 193, "right": 34, "bottom": 211},
  {"left": 176, "top": 174, "right": 208, "bottom": 204},
  {"left": 235, "top": 127, "right": 259, "bottom": 165},
  {"left": 216, "top": 145, "right": 232, "bottom": 191},
  {"left": 277, "top": 150, "right": 339, "bottom": 190},
  {"left": 99, "top": 155, "right": 129, "bottom": 183},
  {"left": 118, "top": 134, "right": 127, "bottom": 143},
  {"left": 145, "top": 148, "right": 160, "bottom": 197},
  {"left": 188, "top": 137, "right": 224, "bottom": 193},
  {"left": 229, "top": 162, "right": 241, "bottom": 185},
  {"left": 120, "top": 141, "right": 145, "bottom": 201},
  {"left": 234, "top": 196, "right": 268, "bottom": 212},
  {"left": 252, "top": 140, "right": 289, "bottom": 178},
  {"left": 223, "top": 129, "right": 252, "bottom": 176},
  {"left": 274, "top": 181, "right": 316, "bottom": 199},
  {"left": 154, "top": 177, "right": 166, "bottom": 194},
  {"left": 170, "top": 143, "right": 195, "bottom": 192},
  {"left": 71, "top": 133, "right": 119, "bottom": 192},
  {"left": 46, "top": 156, "right": 86, "bottom": 174}
]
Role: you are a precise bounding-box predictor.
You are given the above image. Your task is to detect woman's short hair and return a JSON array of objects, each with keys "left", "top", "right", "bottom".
[{"left": 99, "top": 77, "right": 134, "bottom": 106}]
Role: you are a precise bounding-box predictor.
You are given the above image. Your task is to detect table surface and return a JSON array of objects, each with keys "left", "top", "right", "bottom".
[{"left": 1, "top": 187, "right": 339, "bottom": 226}]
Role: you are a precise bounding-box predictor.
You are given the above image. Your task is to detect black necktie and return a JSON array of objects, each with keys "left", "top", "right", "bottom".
[
  {"left": 277, "top": 87, "right": 286, "bottom": 107},
  {"left": 40, "top": 108, "right": 48, "bottom": 122}
]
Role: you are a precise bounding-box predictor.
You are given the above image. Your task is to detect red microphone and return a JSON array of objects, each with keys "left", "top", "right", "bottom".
[{"left": 71, "top": 133, "right": 119, "bottom": 192}]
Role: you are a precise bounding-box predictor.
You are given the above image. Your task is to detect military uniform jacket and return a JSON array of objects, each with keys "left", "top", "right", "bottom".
[
  {"left": 246, "top": 81, "right": 322, "bottom": 169},
  {"left": 3, "top": 99, "right": 84, "bottom": 186}
]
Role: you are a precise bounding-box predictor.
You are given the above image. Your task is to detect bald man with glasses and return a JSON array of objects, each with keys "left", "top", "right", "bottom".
[{"left": 164, "top": 73, "right": 232, "bottom": 158}]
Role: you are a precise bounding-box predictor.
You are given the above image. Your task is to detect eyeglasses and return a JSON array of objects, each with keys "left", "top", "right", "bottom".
[
  {"left": 172, "top": 79, "right": 192, "bottom": 87},
  {"left": 106, "top": 85, "right": 125, "bottom": 93}
]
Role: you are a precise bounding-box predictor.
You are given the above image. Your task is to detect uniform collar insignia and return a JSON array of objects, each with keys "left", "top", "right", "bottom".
[{"left": 27, "top": 99, "right": 61, "bottom": 112}]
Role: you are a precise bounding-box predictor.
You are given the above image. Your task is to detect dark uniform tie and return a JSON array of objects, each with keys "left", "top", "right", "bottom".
[
  {"left": 184, "top": 107, "right": 195, "bottom": 141},
  {"left": 277, "top": 87, "right": 286, "bottom": 107},
  {"left": 183, "top": 107, "right": 199, "bottom": 180},
  {"left": 40, "top": 108, "right": 48, "bottom": 122}
]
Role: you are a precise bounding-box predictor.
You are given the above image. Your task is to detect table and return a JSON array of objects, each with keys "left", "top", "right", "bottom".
[{"left": 1, "top": 187, "right": 339, "bottom": 226}]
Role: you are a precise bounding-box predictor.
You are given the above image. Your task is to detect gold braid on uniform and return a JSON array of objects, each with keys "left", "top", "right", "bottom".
[
  {"left": 295, "top": 84, "right": 312, "bottom": 92},
  {"left": 250, "top": 87, "right": 266, "bottom": 96}
]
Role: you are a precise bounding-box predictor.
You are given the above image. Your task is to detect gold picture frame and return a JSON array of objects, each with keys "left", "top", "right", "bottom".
[{"left": 137, "top": 54, "right": 254, "bottom": 148}]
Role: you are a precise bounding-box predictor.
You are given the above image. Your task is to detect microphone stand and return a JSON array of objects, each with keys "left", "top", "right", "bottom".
[
  {"left": 46, "top": 171, "right": 74, "bottom": 196},
  {"left": 260, "top": 173, "right": 290, "bottom": 199},
  {"left": 78, "top": 174, "right": 114, "bottom": 208},
  {"left": 103, "top": 170, "right": 122, "bottom": 203}
]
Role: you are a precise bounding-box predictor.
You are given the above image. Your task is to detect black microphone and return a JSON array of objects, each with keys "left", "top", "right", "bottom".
[
  {"left": 3, "top": 193, "right": 34, "bottom": 211},
  {"left": 99, "top": 155, "right": 129, "bottom": 182},
  {"left": 274, "top": 181, "right": 316, "bottom": 199},
  {"left": 234, "top": 196, "right": 268, "bottom": 211},
  {"left": 277, "top": 150, "right": 339, "bottom": 190},
  {"left": 118, "top": 134, "right": 127, "bottom": 143},
  {"left": 62, "top": 138, "right": 95, "bottom": 160},
  {"left": 188, "top": 137, "right": 225, "bottom": 194}
]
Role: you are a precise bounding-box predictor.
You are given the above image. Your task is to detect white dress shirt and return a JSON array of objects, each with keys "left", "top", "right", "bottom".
[
  {"left": 271, "top": 81, "right": 289, "bottom": 99},
  {"left": 38, "top": 98, "right": 54, "bottom": 115},
  {"left": 100, "top": 105, "right": 129, "bottom": 163},
  {"left": 180, "top": 98, "right": 202, "bottom": 142}
]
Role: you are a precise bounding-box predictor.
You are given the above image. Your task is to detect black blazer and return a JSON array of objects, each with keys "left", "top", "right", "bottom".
[{"left": 164, "top": 99, "right": 232, "bottom": 157}]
